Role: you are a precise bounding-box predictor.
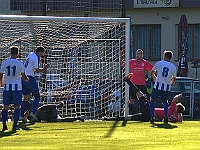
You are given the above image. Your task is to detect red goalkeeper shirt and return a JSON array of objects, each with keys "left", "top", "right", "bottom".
[
  {"left": 129, "top": 59, "right": 153, "bottom": 86},
  {"left": 155, "top": 102, "right": 181, "bottom": 122}
]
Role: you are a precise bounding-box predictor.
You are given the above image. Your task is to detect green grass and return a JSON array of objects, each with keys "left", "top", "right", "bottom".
[{"left": 0, "top": 119, "right": 200, "bottom": 150}]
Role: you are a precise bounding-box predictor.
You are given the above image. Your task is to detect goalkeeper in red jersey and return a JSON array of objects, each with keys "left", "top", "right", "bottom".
[{"left": 103, "top": 74, "right": 185, "bottom": 123}]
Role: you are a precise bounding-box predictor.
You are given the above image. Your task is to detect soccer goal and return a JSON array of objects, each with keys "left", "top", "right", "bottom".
[{"left": 0, "top": 15, "right": 130, "bottom": 119}]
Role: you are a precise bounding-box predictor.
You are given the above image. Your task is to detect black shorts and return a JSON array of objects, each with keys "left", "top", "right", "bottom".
[{"left": 129, "top": 85, "right": 147, "bottom": 99}]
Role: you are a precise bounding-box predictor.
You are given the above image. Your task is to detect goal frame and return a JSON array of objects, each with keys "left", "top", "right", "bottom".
[{"left": 0, "top": 15, "right": 130, "bottom": 118}]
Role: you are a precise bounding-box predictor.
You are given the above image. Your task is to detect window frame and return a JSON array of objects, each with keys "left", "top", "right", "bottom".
[{"left": 132, "top": 24, "right": 161, "bottom": 61}]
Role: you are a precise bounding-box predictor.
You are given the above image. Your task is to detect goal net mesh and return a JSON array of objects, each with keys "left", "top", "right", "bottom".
[{"left": 0, "top": 16, "right": 129, "bottom": 120}]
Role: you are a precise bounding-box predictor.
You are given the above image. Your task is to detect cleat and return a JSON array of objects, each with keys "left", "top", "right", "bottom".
[
  {"left": 12, "top": 126, "right": 22, "bottom": 131},
  {"left": 30, "top": 113, "right": 39, "bottom": 122},
  {"left": 150, "top": 118, "right": 154, "bottom": 124},
  {"left": 164, "top": 116, "right": 168, "bottom": 123},
  {"left": 2, "top": 125, "right": 8, "bottom": 131}
]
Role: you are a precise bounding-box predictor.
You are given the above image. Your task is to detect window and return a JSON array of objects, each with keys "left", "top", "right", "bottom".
[
  {"left": 187, "top": 25, "right": 200, "bottom": 60},
  {"left": 132, "top": 25, "right": 161, "bottom": 60}
]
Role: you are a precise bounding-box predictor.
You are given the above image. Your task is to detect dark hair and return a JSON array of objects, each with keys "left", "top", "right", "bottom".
[
  {"left": 136, "top": 49, "right": 143, "bottom": 54},
  {"left": 176, "top": 103, "right": 185, "bottom": 113},
  {"left": 36, "top": 46, "right": 45, "bottom": 53},
  {"left": 10, "top": 46, "right": 19, "bottom": 55},
  {"left": 164, "top": 50, "right": 173, "bottom": 60}
]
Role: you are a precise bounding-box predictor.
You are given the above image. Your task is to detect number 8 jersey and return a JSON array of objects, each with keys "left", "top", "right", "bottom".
[
  {"left": 0, "top": 58, "right": 25, "bottom": 91},
  {"left": 152, "top": 60, "right": 176, "bottom": 91}
]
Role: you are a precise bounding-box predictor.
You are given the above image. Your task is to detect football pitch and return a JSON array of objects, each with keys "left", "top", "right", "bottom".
[{"left": 0, "top": 119, "right": 200, "bottom": 150}]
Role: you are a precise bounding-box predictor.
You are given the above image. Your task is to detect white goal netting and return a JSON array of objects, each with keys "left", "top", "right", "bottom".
[{"left": 0, "top": 15, "right": 130, "bottom": 119}]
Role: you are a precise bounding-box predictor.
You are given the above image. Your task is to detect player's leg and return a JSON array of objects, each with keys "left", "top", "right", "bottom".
[
  {"left": 1, "top": 91, "right": 11, "bottom": 131},
  {"left": 137, "top": 85, "right": 148, "bottom": 113},
  {"left": 129, "top": 90, "right": 138, "bottom": 114},
  {"left": 125, "top": 76, "right": 139, "bottom": 114},
  {"left": 13, "top": 91, "right": 23, "bottom": 130},
  {"left": 161, "top": 91, "right": 170, "bottom": 123},
  {"left": 102, "top": 116, "right": 125, "bottom": 121},
  {"left": 20, "top": 77, "right": 31, "bottom": 119},
  {"left": 1, "top": 106, "right": 8, "bottom": 131},
  {"left": 27, "top": 76, "right": 40, "bottom": 121},
  {"left": 149, "top": 88, "right": 159, "bottom": 123},
  {"left": 138, "top": 96, "right": 150, "bottom": 121}
]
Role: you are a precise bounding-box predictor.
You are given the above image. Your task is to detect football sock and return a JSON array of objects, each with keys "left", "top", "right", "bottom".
[
  {"left": 150, "top": 101, "right": 155, "bottom": 119},
  {"left": 32, "top": 98, "right": 40, "bottom": 114},
  {"left": 20, "top": 101, "right": 28, "bottom": 117},
  {"left": 164, "top": 102, "right": 169, "bottom": 117},
  {"left": 2, "top": 109, "right": 8, "bottom": 126},
  {"left": 13, "top": 109, "right": 20, "bottom": 127}
]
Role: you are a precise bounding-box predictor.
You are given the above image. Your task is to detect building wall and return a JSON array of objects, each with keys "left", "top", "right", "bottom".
[
  {"left": 0, "top": 0, "right": 21, "bottom": 14},
  {"left": 126, "top": 7, "right": 200, "bottom": 78}
]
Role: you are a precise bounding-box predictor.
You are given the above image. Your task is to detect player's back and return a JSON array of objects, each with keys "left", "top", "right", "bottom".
[
  {"left": 1, "top": 58, "right": 25, "bottom": 91},
  {"left": 25, "top": 52, "right": 39, "bottom": 77},
  {"left": 153, "top": 60, "right": 176, "bottom": 91}
]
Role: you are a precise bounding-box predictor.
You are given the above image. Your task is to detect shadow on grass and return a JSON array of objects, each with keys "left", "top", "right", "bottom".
[
  {"left": 0, "top": 130, "right": 17, "bottom": 138},
  {"left": 121, "top": 120, "right": 127, "bottom": 126},
  {"left": 0, "top": 122, "right": 33, "bottom": 138},
  {"left": 104, "top": 120, "right": 119, "bottom": 138},
  {"left": 150, "top": 122, "right": 178, "bottom": 129},
  {"left": 184, "top": 118, "right": 200, "bottom": 121}
]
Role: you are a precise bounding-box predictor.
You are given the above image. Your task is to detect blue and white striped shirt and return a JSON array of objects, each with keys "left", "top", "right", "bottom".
[
  {"left": 0, "top": 58, "right": 25, "bottom": 91},
  {"left": 152, "top": 60, "right": 176, "bottom": 91}
]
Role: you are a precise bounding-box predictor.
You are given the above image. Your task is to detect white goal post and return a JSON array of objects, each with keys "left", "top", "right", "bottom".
[{"left": 0, "top": 15, "right": 130, "bottom": 119}]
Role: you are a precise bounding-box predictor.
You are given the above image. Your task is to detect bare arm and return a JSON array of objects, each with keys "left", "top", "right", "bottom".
[
  {"left": 150, "top": 70, "right": 156, "bottom": 82},
  {"left": 21, "top": 73, "right": 29, "bottom": 82},
  {"left": 177, "top": 113, "right": 183, "bottom": 122},
  {"left": 35, "top": 63, "right": 50, "bottom": 73},
  {"left": 0, "top": 73, "right": 4, "bottom": 87},
  {"left": 170, "top": 76, "right": 176, "bottom": 86},
  {"left": 172, "top": 93, "right": 182, "bottom": 103}
]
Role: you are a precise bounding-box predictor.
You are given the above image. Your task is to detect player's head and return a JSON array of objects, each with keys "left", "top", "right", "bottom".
[
  {"left": 36, "top": 46, "right": 46, "bottom": 57},
  {"left": 176, "top": 102, "right": 185, "bottom": 113},
  {"left": 10, "top": 46, "right": 19, "bottom": 58},
  {"left": 163, "top": 50, "right": 173, "bottom": 61},
  {"left": 136, "top": 49, "right": 144, "bottom": 61}
]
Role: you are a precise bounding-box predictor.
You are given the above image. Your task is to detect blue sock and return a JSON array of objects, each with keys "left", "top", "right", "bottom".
[
  {"left": 32, "top": 98, "right": 40, "bottom": 114},
  {"left": 150, "top": 101, "right": 155, "bottom": 119},
  {"left": 13, "top": 109, "right": 20, "bottom": 127},
  {"left": 2, "top": 109, "right": 8, "bottom": 126},
  {"left": 164, "top": 102, "right": 169, "bottom": 117},
  {"left": 20, "top": 101, "right": 28, "bottom": 117}
]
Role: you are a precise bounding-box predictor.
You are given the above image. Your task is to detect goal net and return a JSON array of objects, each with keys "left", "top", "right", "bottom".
[{"left": 0, "top": 15, "right": 130, "bottom": 120}]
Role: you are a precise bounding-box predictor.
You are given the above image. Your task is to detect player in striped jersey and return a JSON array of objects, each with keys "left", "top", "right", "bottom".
[
  {"left": 150, "top": 50, "right": 176, "bottom": 123},
  {"left": 20, "top": 46, "right": 49, "bottom": 122},
  {"left": 0, "top": 46, "right": 29, "bottom": 131}
]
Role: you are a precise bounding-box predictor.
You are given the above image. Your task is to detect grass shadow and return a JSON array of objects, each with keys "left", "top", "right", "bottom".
[
  {"left": 0, "top": 121, "right": 33, "bottom": 138},
  {"left": 151, "top": 122, "right": 178, "bottom": 129},
  {"left": 121, "top": 120, "right": 127, "bottom": 126},
  {"left": 104, "top": 120, "right": 119, "bottom": 138},
  {"left": 0, "top": 130, "right": 17, "bottom": 138}
]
